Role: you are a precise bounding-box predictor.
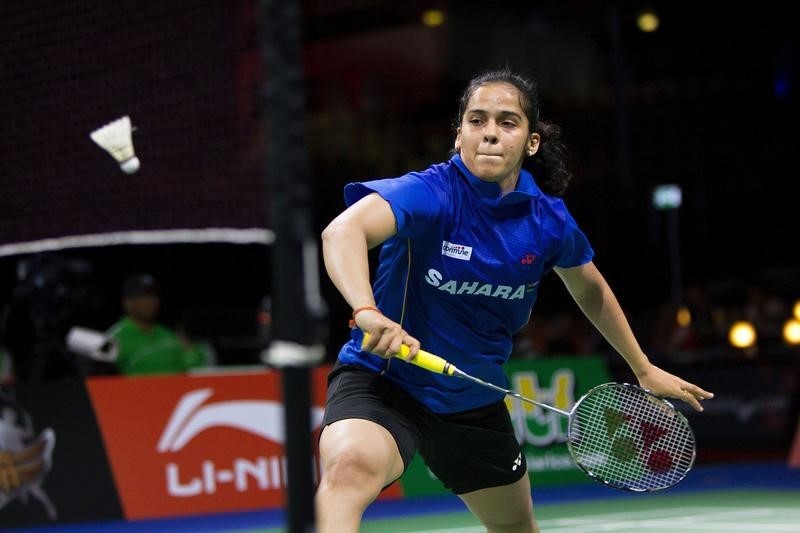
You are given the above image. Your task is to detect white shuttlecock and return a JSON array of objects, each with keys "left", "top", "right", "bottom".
[{"left": 89, "top": 115, "right": 140, "bottom": 174}]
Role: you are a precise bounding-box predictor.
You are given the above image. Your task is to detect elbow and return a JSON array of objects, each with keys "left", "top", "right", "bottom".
[
  {"left": 321, "top": 217, "right": 351, "bottom": 252},
  {"left": 320, "top": 221, "right": 339, "bottom": 251},
  {"left": 568, "top": 280, "right": 604, "bottom": 310}
]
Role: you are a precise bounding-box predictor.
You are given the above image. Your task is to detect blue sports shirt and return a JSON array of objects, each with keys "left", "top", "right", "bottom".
[{"left": 337, "top": 154, "right": 594, "bottom": 413}]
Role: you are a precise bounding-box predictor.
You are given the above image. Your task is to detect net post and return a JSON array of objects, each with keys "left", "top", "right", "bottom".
[{"left": 260, "top": 1, "right": 326, "bottom": 531}]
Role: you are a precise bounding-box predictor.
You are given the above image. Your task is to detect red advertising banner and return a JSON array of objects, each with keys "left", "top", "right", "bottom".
[{"left": 86, "top": 369, "right": 334, "bottom": 520}]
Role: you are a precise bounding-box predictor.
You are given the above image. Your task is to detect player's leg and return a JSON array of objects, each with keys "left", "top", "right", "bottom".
[
  {"left": 422, "top": 400, "right": 536, "bottom": 533},
  {"left": 316, "top": 418, "right": 404, "bottom": 533},
  {"left": 315, "top": 367, "right": 422, "bottom": 533},
  {"left": 458, "top": 474, "right": 539, "bottom": 533}
]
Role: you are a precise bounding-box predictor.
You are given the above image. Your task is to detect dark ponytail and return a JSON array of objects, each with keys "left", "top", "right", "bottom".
[
  {"left": 528, "top": 120, "right": 572, "bottom": 197},
  {"left": 454, "top": 68, "right": 573, "bottom": 197}
]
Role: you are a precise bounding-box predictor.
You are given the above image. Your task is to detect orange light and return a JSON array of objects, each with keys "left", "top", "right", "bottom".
[
  {"left": 676, "top": 305, "right": 691, "bottom": 327},
  {"left": 728, "top": 321, "right": 756, "bottom": 349},
  {"left": 783, "top": 319, "right": 800, "bottom": 345}
]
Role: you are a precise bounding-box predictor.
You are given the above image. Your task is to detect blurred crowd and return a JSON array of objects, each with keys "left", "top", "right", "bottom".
[
  {"left": 1, "top": 252, "right": 797, "bottom": 385},
  {"left": 0, "top": 255, "right": 216, "bottom": 384},
  {"left": 512, "top": 281, "right": 799, "bottom": 364}
]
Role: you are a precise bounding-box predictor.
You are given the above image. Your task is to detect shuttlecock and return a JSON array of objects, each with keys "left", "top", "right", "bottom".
[{"left": 90, "top": 115, "right": 140, "bottom": 174}]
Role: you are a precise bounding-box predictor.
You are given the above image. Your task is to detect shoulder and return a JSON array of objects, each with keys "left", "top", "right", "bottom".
[
  {"left": 535, "top": 191, "right": 570, "bottom": 224},
  {"left": 153, "top": 323, "right": 179, "bottom": 338},
  {"left": 344, "top": 159, "right": 456, "bottom": 207},
  {"left": 409, "top": 159, "right": 457, "bottom": 180},
  {"left": 391, "top": 159, "right": 458, "bottom": 193},
  {"left": 108, "top": 317, "right": 132, "bottom": 337}
]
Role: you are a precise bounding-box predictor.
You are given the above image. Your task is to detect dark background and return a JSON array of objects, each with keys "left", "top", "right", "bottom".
[
  {"left": 0, "top": 0, "right": 797, "bottom": 373},
  {"left": 0, "top": 383, "right": 123, "bottom": 526}
]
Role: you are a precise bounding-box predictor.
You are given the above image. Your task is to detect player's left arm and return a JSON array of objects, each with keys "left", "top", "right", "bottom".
[{"left": 554, "top": 261, "right": 713, "bottom": 410}]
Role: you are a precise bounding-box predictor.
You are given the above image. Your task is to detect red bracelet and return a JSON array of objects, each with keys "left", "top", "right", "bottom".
[{"left": 349, "top": 305, "right": 381, "bottom": 328}]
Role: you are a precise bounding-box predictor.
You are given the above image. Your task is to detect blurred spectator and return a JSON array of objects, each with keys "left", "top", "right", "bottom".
[
  {"left": 107, "top": 274, "right": 209, "bottom": 376},
  {"left": 651, "top": 302, "right": 693, "bottom": 358},
  {"left": 0, "top": 305, "right": 14, "bottom": 384},
  {"left": 744, "top": 285, "right": 788, "bottom": 345},
  {"left": 0, "top": 343, "right": 13, "bottom": 385},
  {"left": 2, "top": 254, "right": 101, "bottom": 382},
  {"left": 651, "top": 284, "right": 727, "bottom": 357},
  {"left": 683, "top": 284, "right": 727, "bottom": 348}
]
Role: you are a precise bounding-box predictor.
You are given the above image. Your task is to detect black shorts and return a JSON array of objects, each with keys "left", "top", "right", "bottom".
[{"left": 321, "top": 364, "right": 527, "bottom": 494}]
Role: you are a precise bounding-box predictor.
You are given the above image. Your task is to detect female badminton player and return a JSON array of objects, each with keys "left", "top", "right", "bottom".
[{"left": 316, "top": 68, "right": 714, "bottom": 533}]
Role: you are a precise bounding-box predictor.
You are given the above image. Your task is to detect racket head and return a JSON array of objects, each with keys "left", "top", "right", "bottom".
[{"left": 566, "top": 382, "right": 696, "bottom": 492}]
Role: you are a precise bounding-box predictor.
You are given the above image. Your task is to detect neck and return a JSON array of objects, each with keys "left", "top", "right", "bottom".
[
  {"left": 498, "top": 172, "right": 520, "bottom": 196},
  {"left": 129, "top": 316, "right": 155, "bottom": 332}
]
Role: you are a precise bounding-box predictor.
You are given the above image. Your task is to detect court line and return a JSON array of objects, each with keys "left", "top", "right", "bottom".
[
  {"left": 408, "top": 526, "right": 486, "bottom": 533},
  {"left": 540, "top": 519, "right": 800, "bottom": 533},
  {"left": 538, "top": 505, "right": 783, "bottom": 525},
  {"left": 539, "top": 507, "right": 800, "bottom": 532},
  {"left": 390, "top": 507, "right": 800, "bottom": 533}
]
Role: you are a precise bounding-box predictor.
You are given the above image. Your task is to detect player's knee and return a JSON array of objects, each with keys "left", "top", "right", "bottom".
[{"left": 319, "top": 450, "right": 385, "bottom": 496}]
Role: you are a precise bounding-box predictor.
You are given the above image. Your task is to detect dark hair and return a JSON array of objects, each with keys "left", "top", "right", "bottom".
[
  {"left": 122, "top": 273, "right": 159, "bottom": 298},
  {"left": 454, "top": 68, "right": 572, "bottom": 197}
]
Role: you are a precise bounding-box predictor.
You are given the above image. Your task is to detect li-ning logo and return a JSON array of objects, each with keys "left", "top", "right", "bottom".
[
  {"left": 441, "top": 240, "right": 472, "bottom": 261},
  {"left": 157, "top": 388, "right": 325, "bottom": 497},
  {"left": 157, "top": 388, "right": 324, "bottom": 452},
  {"left": 512, "top": 452, "right": 522, "bottom": 471}
]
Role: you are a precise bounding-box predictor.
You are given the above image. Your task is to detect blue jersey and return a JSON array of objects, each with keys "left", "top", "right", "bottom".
[{"left": 337, "top": 154, "right": 594, "bottom": 413}]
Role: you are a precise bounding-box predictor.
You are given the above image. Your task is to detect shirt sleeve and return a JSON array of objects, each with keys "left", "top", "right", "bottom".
[
  {"left": 343, "top": 171, "right": 443, "bottom": 239},
  {"left": 555, "top": 208, "right": 595, "bottom": 268}
]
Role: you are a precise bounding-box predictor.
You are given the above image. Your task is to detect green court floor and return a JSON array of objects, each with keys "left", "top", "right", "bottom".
[
  {"left": 8, "top": 463, "right": 799, "bottom": 532},
  {"left": 257, "top": 490, "right": 800, "bottom": 533}
]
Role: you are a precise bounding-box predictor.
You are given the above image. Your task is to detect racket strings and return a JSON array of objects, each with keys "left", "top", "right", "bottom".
[{"left": 568, "top": 384, "right": 695, "bottom": 491}]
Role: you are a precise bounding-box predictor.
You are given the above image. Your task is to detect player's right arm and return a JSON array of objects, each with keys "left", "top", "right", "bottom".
[{"left": 321, "top": 192, "right": 420, "bottom": 359}]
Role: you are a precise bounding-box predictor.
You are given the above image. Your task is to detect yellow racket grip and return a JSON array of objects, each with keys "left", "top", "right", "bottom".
[{"left": 361, "top": 333, "right": 456, "bottom": 376}]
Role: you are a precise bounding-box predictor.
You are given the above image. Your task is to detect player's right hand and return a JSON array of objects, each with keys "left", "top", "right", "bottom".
[{"left": 356, "top": 312, "right": 420, "bottom": 361}]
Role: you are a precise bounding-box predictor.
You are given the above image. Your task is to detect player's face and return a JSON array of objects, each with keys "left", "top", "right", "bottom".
[{"left": 455, "top": 82, "right": 539, "bottom": 194}]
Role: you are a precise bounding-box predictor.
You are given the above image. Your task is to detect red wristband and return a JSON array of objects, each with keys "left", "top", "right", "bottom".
[{"left": 349, "top": 306, "right": 381, "bottom": 328}]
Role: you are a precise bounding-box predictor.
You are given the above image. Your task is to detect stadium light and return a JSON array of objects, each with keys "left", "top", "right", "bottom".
[
  {"left": 676, "top": 305, "right": 691, "bottom": 327},
  {"left": 653, "top": 184, "right": 683, "bottom": 304},
  {"left": 728, "top": 320, "right": 756, "bottom": 349},
  {"left": 652, "top": 184, "right": 682, "bottom": 210},
  {"left": 783, "top": 319, "right": 800, "bottom": 345},
  {"left": 422, "top": 9, "right": 445, "bottom": 27},
  {"left": 637, "top": 9, "right": 660, "bottom": 32}
]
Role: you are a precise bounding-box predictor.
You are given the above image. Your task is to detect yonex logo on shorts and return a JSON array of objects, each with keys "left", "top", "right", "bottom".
[{"left": 441, "top": 240, "right": 472, "bottom": 260}]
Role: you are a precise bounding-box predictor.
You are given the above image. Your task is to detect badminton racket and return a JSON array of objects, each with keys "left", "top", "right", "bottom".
[{"left": 362, "top": 333, "right": 696, "bottom": 492}]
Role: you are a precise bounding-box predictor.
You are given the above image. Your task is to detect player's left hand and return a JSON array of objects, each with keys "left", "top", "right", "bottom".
[{"left": 635, "top": 363, "right": 714, "bottom": 412}]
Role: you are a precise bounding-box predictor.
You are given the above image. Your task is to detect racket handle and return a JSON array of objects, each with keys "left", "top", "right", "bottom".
[
  {"left": 399, "top": 346, "right": 457, "bottom": 376},
  {"left": 361, "top": 333, "right": 457, "bottom": 376}
]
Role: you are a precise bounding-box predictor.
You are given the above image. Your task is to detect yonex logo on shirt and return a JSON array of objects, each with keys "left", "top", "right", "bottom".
[{"left": 441, "top": 240, "right": 473, "bottom": 261}]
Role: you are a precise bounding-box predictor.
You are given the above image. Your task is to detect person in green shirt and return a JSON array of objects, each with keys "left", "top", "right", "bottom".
[{"left": 107, "top": 274, "right": 207, "bottom": 376}]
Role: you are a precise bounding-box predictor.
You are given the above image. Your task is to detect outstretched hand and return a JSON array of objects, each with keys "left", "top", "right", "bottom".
[{"left": 635, "top": 363, "right": 714, "bottom": 412}]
